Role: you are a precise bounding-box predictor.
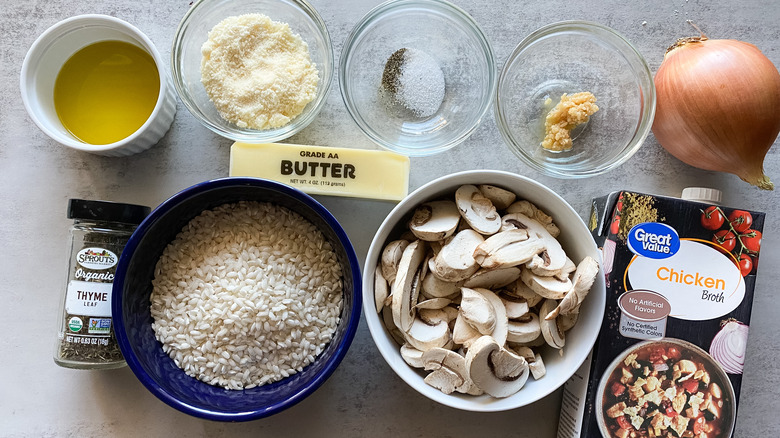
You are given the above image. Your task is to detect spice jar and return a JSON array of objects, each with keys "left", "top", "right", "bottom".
[{"left": 54, "top": 199, "right": 150, "bottom": 369}]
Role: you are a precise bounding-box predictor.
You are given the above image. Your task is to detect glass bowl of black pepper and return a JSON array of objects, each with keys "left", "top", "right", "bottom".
[
  {"left": 494, "top": 21, "right": 656, "bottom": 178},
  {"left": 339, "top": 0, "right": 496, "bottom": 157}
]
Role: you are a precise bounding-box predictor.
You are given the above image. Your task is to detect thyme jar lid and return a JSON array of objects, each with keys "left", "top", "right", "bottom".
[{"left": 67, "top": 199, "right": 151, "bottom": 225}]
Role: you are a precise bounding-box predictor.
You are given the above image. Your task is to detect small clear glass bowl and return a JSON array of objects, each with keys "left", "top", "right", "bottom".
[
  {"left": 171, "top": 0, "right": 333, "bottom": 143},
  {"left": 495, "top": 21, "right": 655, "bottom": 178},
  {"left": 339, "top": 0, "right": 496, "bottom": 157}
]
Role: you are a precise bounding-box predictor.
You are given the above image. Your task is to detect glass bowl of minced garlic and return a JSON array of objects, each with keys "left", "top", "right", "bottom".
[
  {"left": 494, "top": 21, "right": 656, "bottom": 178},
  {"left": 171, "top": 0, "right": 334, "bottom": 143}
]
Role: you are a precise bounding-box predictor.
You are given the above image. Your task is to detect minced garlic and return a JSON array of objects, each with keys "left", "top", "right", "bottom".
[
  {"left": 541, "top": 92, "right": 599, "bottom": 152},
  {"left": 201, "top": 14, "right": 319, "bottom": 130}
]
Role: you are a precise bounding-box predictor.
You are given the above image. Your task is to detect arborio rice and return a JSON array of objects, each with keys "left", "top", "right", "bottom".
[{"left": 150, "top": 201, "right": 343, "bottom": 390}]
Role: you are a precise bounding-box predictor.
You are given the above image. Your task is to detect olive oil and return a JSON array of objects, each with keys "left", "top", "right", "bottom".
[{"left": 54, "top": 40, "right": 160, "bottom": 145}]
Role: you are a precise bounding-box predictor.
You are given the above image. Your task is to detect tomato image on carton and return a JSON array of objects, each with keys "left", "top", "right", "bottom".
[{"left": 556, "top": 190, "right": 765, "bottom": 438}]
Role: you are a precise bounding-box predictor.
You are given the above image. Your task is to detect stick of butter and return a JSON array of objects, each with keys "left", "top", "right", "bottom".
[{"left": 230, "top": 142, "right": 410, "bottom": 201}]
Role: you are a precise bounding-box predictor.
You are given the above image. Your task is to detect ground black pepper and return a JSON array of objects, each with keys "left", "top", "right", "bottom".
[
  {"left": 381, "top": 47, "right": 407, "bottom": 94},
  {"left": 380, "top": 47, "right": 445, "bottom": 118}
]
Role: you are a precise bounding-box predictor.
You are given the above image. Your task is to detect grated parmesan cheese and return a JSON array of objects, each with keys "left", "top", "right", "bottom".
[{"left": 201, "top": 14, "right": 319, "bottom": 130}]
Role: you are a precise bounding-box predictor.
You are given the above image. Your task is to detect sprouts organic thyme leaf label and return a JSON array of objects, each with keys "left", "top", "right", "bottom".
[{"left": 54, "top": 199, "right": 149, "bottom": 369}]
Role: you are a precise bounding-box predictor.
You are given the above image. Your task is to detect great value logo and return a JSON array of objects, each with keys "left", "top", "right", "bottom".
[
  {"left": 627, "top": 223, "right": 680, "bottom": 259},
  {"left": 76, "top": 247, "right": 118, "bottom": 270}
]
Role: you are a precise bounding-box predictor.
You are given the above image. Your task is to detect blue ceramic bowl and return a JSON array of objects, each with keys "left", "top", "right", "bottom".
[{"left": 112, "top": 177, "right": 361, "bottom": 421}]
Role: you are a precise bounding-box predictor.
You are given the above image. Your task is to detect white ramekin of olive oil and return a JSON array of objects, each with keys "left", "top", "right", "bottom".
[{"left": 21, "top": 15, "right": 177, "bottom": 156}]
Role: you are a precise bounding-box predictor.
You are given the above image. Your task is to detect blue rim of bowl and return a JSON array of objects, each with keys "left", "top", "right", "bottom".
[
  {"left": 171, "top": 0, "right": 334, "bottom": 143},
  {"left": 494, "top": 20, "right": 656, "bottom": 178},
  {"left": 112, "top": 177, "right": 362, "bottom": 421},
  {"left": 338, "top": 0, "right": 496, "bottom": 157}
]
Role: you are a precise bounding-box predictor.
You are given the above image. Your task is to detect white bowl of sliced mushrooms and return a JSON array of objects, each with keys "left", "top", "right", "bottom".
[{"left": 363, "top": 170, "right": 605, "bottom": 410}]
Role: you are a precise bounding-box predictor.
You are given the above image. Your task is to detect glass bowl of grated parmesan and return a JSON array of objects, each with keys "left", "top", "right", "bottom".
[{"left": 172, "top": 0, "right": 333, "bottom": 143}]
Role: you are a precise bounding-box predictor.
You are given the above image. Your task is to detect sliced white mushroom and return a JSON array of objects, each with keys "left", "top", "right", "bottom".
[
  {"left": 502, "top": 213, "right": 566, "bottom": 276},
  {"left": 381, "top": 306, "right": 406, "bottom": 346},
  {"left": 446, "top": 290, "right": 462, "bottom": 304},
  {"left": 421, "top": 271, "right": 462, "bottom": 298},
  {"left": 418, "top": 308, "right": 449, "bottom": 325},
  {"left": 377, "top": 185, "right": 599, "bottom": 399},
  {"left": 508, "top": 346, "right": 544, "bottom": 380},
  {"left": 500, "top": 292, "right": 529, "bottom": 319},
  {"left": 472, "top": 288, "right": 509, "bottom": 346},
  {"left": 431, "top": 229, "right": 484, "bottom": 282},
  {"left": 409, "top": 200, "right": 461, "bottom": 241},
  {"left": 539, "top": 299, "right": 565, "bottom": 349},
  {"left": 507, "top": 335, "right": 546, "bottom": 349},
  {"left": 507, "top": 279, "right": 543, "bottom": 307},
  {"left": 418, "top": 288, "right": 434, "bottom": 301},
  {"left": 441, "top": 305, "right": 459, "bottom": 323},
  {"left": 520, "top": 267, "right": 572, "bottom": 300},
  {"left": 510, "top": 345, "right": 535, "bottom": 362},
  {"left": 399, "top": 230, "right": 417, "bottom": 242},
  {"left": 463, "top": 266, "right": 522, "bottom": 289},
  {"left": 554, "top": 257, "right": 577, "bottom": 282},
  {"left": 455, "top": 185, "right": 501, "bottom": 235},
  {"left": 529, "top": 354, "right": 546, "bottom": 380},
  {"left": 477, "top": 184, "right": 517, "bottom": 210},
  {"left": 547, "top": 256, "right": 600, "bottom": 319},
  {"left": 405, "top": 316, "right": 450, "bottom": 352},
  {"left": 415, "top": 297, "right": 452, "bottom": 310},
  {"left": 466, "top": 336, "right": 529, "bottom": 398},
  {"left": 459, "top": 287, "right": 496, "bottom": 335},
  {"left": 460, "top": 379, "right": 484, "bottom": 395},
  {"left": 506, "top": 200, "right": 560, "bottom": 238},
  {"left": 421, "top": 347, "right": 481, "bottom": 395},
  {"left": 424, "top": 366, "right": 464, "bottom": 395},
  {"left": 507, "top": 313, "right": 541, "bottom": 344},
  {"left": 381, "top": 240, "right": 409, "bottom": 284},
  {"left": 473, "top": 229, "right": 544, "bottom": 270},
  {"left": 401, "top": 344, "right": 425, "bottom": 368},
  {"left": 374, "top": 265, "right": 389, "bottom": 313},
  {"left": 452, "top": 312, "right": 481, "bottom": 347},
  {"left": 391, "top": 240, "right": 426, "bottom": 332},
  {"left": 428, "top": 239, "right": 445, "bottom": 257},
  {"left": 422, "top": 347, "right": 460, "bottom": 371},
  {"left": 559, "top": 311, "right": 579, "bottom": 332}
]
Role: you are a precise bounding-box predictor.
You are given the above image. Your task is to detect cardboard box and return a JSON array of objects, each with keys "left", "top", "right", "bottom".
[{"left": 557, "top": 190, "right": 765, "bottom": 438}]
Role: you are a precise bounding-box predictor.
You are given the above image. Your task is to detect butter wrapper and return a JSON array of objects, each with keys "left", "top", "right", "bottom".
[{"left": 230, "top": 142, "right": 410, "bottom": 201}]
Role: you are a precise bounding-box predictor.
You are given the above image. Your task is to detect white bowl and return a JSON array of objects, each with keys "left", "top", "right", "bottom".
[
  {"left": 362, "top": 170, "right": 605, "bottom": 411},
  {"left": 20, "top": 15, "right": 176, "bottom": 157}
]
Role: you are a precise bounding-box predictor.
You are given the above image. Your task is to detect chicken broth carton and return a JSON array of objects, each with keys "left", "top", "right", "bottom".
[{"left": 556, "top": 190, "right": 765, "bottom": 438}]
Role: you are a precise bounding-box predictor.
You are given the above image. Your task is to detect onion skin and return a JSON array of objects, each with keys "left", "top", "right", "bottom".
[{"left": 653, "top": 37, "right": 780, "bottom": 190}]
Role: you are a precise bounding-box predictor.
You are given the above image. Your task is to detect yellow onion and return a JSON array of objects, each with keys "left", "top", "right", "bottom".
[{"left": 653, "top": 30, "right": 780, "bottom": 190}]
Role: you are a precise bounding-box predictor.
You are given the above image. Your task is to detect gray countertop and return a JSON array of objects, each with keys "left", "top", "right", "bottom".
[{"left": 2, "top": 0, "right": 779, "bottom": 436}]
